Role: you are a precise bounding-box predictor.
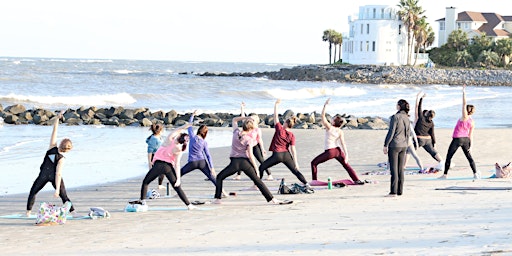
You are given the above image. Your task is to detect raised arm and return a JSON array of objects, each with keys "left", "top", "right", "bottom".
[
  {"left": 173, "top": 150, "right": 183, "bottom": 187},
  {"left": 338, "top": 131, "right": 349, "bottom": 162},
  {"left": 188, "top": 110, "right": 197, "bottom": 135},
  {"left": 49, "top": 112, "right": 63, "bottom": 149},
  {"left": 415, "top": 91, "right": 424, "bottom": 124},
  {"left": 240, "top": 102, "right": 246, "bottom": 117},
  {"left": 461, "top": 84, "right": 469, "bottom": 120},
  {"left": 321, "top": 98, "right": 332, "bottom": 129},
  {"left": 274, "top": 99, "right": 281, "bottom": 126}
]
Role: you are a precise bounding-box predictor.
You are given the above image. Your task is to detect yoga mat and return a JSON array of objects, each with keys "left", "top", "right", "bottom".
[
  {"left": 435, "top": 186, "right": 512, "bottom": 191},
  {"left": 424, "top": 176, "right": 492, "bottom": 181},
  {"left": 310, "top": 179, "right": 355, "bottom": 186},
  {"left": 148, "top": 207, "right": 216, "bottom": 211},
  {"left": 0, "top": 214, "right": 92, "bottom": 220}
]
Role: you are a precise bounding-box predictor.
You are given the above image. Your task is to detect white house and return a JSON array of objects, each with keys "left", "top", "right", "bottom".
[
  {"left": 437, "top": 7, "right": 512, "bottom": 46},
  {"left": 342, "top": 5, "right": 428, "bottom": 66}
]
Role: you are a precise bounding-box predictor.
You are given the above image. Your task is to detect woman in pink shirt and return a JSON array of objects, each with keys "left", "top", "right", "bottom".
[
  {"left": 310, "top": 98, "right": 364, "bottom": 185},
  {"left": 439, "top": 84, "right": 477, "bottom": 179},
  {"left": 139, "top": 123, "right": 196, "bottom": 210},
  {"left": 258, "top": 99, "right": 309, "bottom": 187}
]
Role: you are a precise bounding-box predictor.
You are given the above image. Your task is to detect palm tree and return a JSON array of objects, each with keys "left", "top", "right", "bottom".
[
  {"left": 494, "top": 38, "right": 512, "bottom": 67},
  {"left": 322, "top": 29, "right": 336, "bottom": 64},
  {"left": 333, "top": 32, "right": 343, "bottom": 63},
  {"left": 413, "top": 16, "right": 428, "bottom": 66},
  {"left": 397, "top": 0, "right": 425, "bottom": 65}
]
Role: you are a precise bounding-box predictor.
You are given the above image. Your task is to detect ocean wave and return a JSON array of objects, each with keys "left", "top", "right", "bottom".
[
  {"left": 266, "top": 86, "right": 366, "bottom": 100},
  {"left": 0, "top": 93, "right": 136, "bottom": 107}
]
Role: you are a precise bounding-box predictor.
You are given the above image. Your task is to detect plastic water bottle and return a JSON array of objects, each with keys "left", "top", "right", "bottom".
[{"left": 327, "top": 177, "right": 332, "bottom": 190}]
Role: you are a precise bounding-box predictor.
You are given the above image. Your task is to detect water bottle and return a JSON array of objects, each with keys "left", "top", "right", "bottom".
[
  {"left": 327, "top": 177, "right": 332, "bottom": 190},
  {"left": 166, "top": 182, "right": 170, "bottom": 197}
]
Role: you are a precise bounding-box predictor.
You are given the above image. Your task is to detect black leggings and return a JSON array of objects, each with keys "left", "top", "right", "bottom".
[
  {"left": 181, "top": 159, "right": 216, "bottom": 186},
  {"left": 140, "top": 160, "right": 190, "bottom": 206},
  {"left": 215, "top": 157, "right": 273, "bottom": 201},
  {"left": 27, "top": 174, "right": 74, "bottom": 212},
  {"left": 259, "top": 151, "right": 307, "bottom": 184},
  {"left": 150, "top": 153, "right": 165, "bottom": 186},
  {"left": 236, "top": 144, "right": 271, "bottom": 176},
  {"left": 444, "top": 137, "right": 477, "bottom": 175}
]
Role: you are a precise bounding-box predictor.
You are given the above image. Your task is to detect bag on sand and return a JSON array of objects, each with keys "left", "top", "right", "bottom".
[
  {"left": 495, "top": 162, "right": 512, "bottom": 178},
  {"left": 88, "top": 207, "right": 111, "bottom": 219},
  {"left": 36, "top": 201, "right": 72, "bottom": 225}
]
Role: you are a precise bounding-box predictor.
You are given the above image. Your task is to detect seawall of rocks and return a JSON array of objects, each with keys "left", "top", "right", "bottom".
[
  {"left": 0, "top": 104, "right": 389, "bottom": 130},
  {"left": 197, "top": 65, "right": 512, "bottom": 86}
]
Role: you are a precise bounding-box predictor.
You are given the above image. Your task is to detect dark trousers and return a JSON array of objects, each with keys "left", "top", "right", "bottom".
[
  {"left": 215, "top": 157, "right": 273, "bottom": 201},
  {"left": 310, "top": 147, "right": 360, "bottom": 181},
  {"left": 444, "top": 137, "right": 476, "bottom": 175},
  {"left": 259, "top": 151, "right": 307, "bottom": 184},
  {"left": 141, "top": 160, "right": 190, "bottom": 206},
  {"left": 27, "top": 174, "right": 74, "bottom": 212},
  {"left": 388, "top": 147, "right": 407, "bottom": 195},
  {"left": 237, "top": 144, "right": 271, "bottom": 176},
  {"left": 181, "top": 159, "right": 216, "bottom": 186}
]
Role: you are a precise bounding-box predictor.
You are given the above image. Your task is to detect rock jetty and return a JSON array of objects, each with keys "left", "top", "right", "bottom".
[
  {"left": 0, "top": 104, "right": 389, "bottom": 130},
  {"left": 197, "top": 65, "right": 512, "bottom": 86}
]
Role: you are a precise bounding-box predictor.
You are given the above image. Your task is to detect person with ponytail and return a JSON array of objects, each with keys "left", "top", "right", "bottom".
[
  {"left": 310, "top": 98, "right": 364, "bottom": 185},
  {"left": 439, "top": 84, "right": 478, "bottom": 179},
  {"left": 414, "top": 91, "right": 444, "bottom": 170},
  {"left": 146, "top": 122, "right": 165, "bottom": 189},
  {"left": 139, "top": 123, "right": 196, "bottom": 209},
  {"left": 258, "top": 99, "right": 310, "bottom": 187},
  {"left": 383, "top": 99, "right": 411, "bottom": 197},
  {"left": 180, "top": 110, "right": 218, "bottom": 187}
]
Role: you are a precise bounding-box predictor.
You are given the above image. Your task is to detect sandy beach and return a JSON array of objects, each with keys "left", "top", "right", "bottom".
[{"left": 1, "top": 128, "right": 511, "bottom": 255}]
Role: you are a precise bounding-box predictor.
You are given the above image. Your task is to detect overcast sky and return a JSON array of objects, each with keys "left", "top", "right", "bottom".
[{"left": 0, "top": 0, "right": 505, "bottom": 64}]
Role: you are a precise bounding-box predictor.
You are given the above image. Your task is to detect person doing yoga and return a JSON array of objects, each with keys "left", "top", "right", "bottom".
[
  {"left": 439, "top": 84, "right": 478, "bottom": 179},
  {"left": 310, "top": 98, "right": 364, "bottom": 185},
  {"left": 26, "top": 112, "right": 75, "bottom": 217}
]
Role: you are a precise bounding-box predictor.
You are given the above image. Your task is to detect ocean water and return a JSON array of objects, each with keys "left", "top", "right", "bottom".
[{"left": 1, "top": 57, "right": 512, "bottom": 196}]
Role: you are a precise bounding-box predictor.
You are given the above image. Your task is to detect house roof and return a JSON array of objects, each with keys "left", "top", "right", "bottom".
[{"left": 436, "top": 10, "right": 511, "bottom": 37}]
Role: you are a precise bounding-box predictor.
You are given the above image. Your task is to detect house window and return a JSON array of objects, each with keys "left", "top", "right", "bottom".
[
  {"left": 360, "top": 41, "right": 363, "bottom": 51},
  {"left": 373, "top": 8, "right": 376, "bottom": 19},
  {"left": 440, "top": 22, "right": 445, "bottom": 30},
  {"left": 367, "top": 24, "right": 370, "bottom": 34},
  {"left": 381, "top": 8, "right": 384, "bottom": 19},
  {"left": 361, "top": 24, "right": 364, "bottom": 34},
  {"left": 366, "top": 41, "right": 369, "bottom": 51},
  {"left": 457, "top": 23, "right": 461, "bottom": 29},
  {"left": 399, "top": 25, "right": 402, "bottom": 35},
  {"left": 372, "top": 41, "right": 376, "bottom": 51}
]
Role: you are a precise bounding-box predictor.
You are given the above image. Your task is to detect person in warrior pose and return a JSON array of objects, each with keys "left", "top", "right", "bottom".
[
  {"left": 258, "top": 99, "right": 310, "bottom": 187},
  {"left": 310, "top": 98, "right": 364, "bottom": 185},
  {"left": 26, "top": 112, "right": 75, "bottom": 216},
  {"left": 139, "top": 123, "right": 196, "bottom": 210},
  {"left": 439, "top": 84, "right": 478, "bottom": 179}
]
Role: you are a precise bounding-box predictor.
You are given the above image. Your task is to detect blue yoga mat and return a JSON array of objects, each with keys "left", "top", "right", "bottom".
[
  {"left": 148, "top": 207, "right": 215, "bottom": 211},
  {"left": 436, "top": 186, "right": 512, "bottom": 190},
  {"left": 423, "top": 176, "right": 492, "bottom": 180}
]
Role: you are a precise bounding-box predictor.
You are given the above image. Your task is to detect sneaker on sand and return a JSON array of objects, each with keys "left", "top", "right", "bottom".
[
  {"left": 438, "top": 174, "right": 447, "bottom": 179},
  {"left": 474, "top": 171, "right": 481, "bottom": 179}
]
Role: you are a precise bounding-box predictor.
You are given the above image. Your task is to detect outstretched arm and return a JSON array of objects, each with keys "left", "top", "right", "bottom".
[
  {"left": 173, "top": 152, "right": 183, "bottom": 187},
  {"left": 49, "top": 112, "right": 63, "bottom": 149},
  {"left": 188, "top": 110, "right": 197, "bottom": 136},
  {"left": 167, "top": 123, "right": 192, "bottom": 143},
  {"left": 321, "top": 98, "right": 332, "bottom": 129},
  {"left": 274, "top": 99, "right": 281, "bottom": 126},
  {"left": 240, "top": 102, "right": 246, "bottom": 117},
  {"left": 462, "top": 85, "right": 469, "bottom": 120},
  {"left": 415, "top": 91, "right": 424, "bottom": 124},
  {"left": 54, "top": 158, "right": 65, "bottom": 197},
  {"left": 290, "top": 145, "right": 300, "bottom": 169}
]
